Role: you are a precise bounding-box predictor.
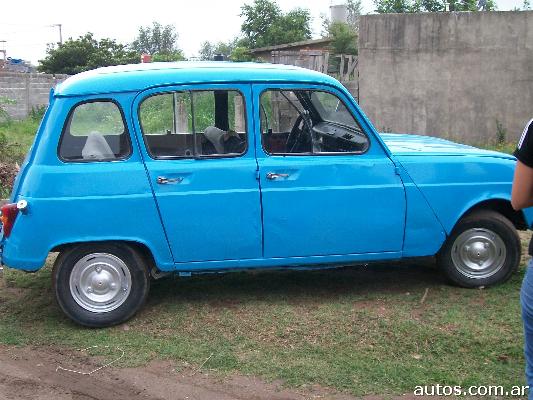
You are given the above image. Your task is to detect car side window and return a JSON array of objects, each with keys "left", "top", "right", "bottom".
[
  {"left": 59, "top": 101, "right": 131, "bottom": 162},
  {"left": 139, "top": 90, "right": 247, "bottom": 158},
  {"left": 260, "top": 90, "right": 369, "bottom": 155}
]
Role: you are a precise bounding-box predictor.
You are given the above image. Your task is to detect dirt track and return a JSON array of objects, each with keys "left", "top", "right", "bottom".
[
  {"left": 0, "top": 345, "right": 434, "bottom": 400},
  {"left": 0, "top": 345, "right": 361, "bottom": 400}
]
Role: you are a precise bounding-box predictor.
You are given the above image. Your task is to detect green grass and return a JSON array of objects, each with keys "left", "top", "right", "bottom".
[
  {"left": 0, "top": 117, "right": 40, "bottom": 161},
  {"left": 0, "top": 118, "right": 527, "bottom": 397},
  {"left": 0, "top": 248, "right": 529, "bottom": 397},
  {"left": 484, "top": 142, "right": 516, "bottom": 155}
]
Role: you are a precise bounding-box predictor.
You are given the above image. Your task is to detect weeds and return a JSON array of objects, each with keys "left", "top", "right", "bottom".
[
  {"left": 496, "top": 119, "right": 507, "bottom": 146},
  {"left": 0, "top": 97, "right": 15, "bottom": 123},
  {"left": 0, "top": 112, "right": 41, "bottom": 198}
]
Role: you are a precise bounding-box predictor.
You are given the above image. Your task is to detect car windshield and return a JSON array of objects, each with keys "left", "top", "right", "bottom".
[{"left": 308, "top": 91, "right": 360, "bottom": 130}]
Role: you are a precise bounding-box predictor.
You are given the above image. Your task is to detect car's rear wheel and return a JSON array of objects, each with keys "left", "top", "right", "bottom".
[
  {"left": 437, "top": 210, "right": 521, "bottom": 287},
  {"left": 53, "top": 243, "right": 150, "bottom": 327}
]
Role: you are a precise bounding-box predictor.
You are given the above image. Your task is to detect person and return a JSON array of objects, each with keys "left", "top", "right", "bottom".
[{"left": 511, "top": 118, "right": 533, "bottom": 399}]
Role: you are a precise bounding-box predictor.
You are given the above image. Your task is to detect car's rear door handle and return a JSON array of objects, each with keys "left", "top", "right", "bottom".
[
  {"left": 266, "top": 172, "right": 289, "bottom": 180},
  {"left": 157, "top": 176, "right": 183, "bottom": 184}
]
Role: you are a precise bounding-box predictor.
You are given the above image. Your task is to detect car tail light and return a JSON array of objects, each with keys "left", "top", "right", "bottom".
[{"left": 0, "top": 203, "right": 19, "bottom": 238}]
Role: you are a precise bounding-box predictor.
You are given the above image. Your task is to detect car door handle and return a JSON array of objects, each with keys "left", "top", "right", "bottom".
[
  {"left": 157, "top": 176, "right": 183, "bottom": 184},
  {"left": 266, "top": 172, "right": 289, "bottom": 180}
]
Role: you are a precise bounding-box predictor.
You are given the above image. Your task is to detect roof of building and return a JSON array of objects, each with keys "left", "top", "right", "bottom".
[
  {"left": 249, "top": 38, "right": 333, "bottom": 54},
  {"left": 54, "top": 61, "right": 339, "bottom": 97}
]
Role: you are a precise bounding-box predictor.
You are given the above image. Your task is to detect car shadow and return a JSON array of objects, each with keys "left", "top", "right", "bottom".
[{"left": 147, "top": 258, "right": 448, "bottom": 307}]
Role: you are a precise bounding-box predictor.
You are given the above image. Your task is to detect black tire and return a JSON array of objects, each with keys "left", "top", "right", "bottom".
[
  {"left": 437, "top": 210, "right": 521, "bottom": 287},
  {"left": 53, "top": 243, "right": 150, "bottom": 328}
]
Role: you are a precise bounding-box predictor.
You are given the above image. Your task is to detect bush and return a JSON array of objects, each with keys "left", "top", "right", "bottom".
[
  {"left": 0, "top": 131, "right": 23, "bottom": 199},
  {"left": 29, "top": 105, "right": 47, "bottom": 122},
  {"left": 0, "top": 97, "right": 15, "bottom": 123},
  {"left": 0, "top": 162, "right": 17, "bottom": 198}
]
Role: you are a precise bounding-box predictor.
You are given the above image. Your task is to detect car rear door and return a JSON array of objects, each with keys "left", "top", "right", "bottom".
[
  {"left": 253, "top": 84, "right": 406, "bottom": 259},
  {"left": 133, "top": 84, "right": 262, "bottom": 264}
]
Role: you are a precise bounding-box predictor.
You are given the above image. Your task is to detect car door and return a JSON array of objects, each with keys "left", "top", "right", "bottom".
[
  {"left": 254, "top": 84, "right": 406, "bottom": 258},
  {"left": 133, "top": 84, "right": 262, "bottom": 264}
]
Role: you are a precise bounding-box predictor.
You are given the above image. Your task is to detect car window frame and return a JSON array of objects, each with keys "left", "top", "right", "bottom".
[
  {"left": 138, "top": 88, "right": 249, "bottom": 161},
  {"left": 57, "top": 98, "right": 132, "bottom": 164},
  {"left": 259, "top": 87, "right": 371, "bottom": 157}
]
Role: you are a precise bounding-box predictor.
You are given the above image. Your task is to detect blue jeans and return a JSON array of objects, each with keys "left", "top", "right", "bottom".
[{"left": 521, "top": 259, "right": 533, "bottom": 399}]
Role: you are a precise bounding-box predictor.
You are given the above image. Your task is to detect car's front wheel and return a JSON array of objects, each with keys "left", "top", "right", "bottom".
[
  {"left": 53, "top": 243, "right": 150, "bottom": 327},
  {"left": 437, "top": 210, "right": 521, "bottom": 287}
]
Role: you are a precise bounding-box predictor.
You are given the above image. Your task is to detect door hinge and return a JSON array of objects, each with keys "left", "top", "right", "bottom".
[
  {"left": 255, "top": 170, "right": 260, "bottom": 181},
  {"left": 394, "top": 166, "right": 401, "bottom": 176}
]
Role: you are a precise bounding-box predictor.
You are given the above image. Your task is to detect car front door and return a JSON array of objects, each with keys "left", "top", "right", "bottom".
[
  {"left": 133, "top": 84, "right": 262, "bottom": 264},
  {"left": 254, "top": 84, "right": 406, "bottom": 259}
]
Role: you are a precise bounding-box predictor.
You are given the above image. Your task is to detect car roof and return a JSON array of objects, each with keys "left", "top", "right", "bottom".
[{"left": 54, "top": 61, "right": 341, "bottom": 97}]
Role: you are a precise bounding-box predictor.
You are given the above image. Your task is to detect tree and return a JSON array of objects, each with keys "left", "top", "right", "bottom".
[
  {"left": 373, "top": 0, "right": 496, "bottom": 12},
  {"left": 321, "top": 0, "right": 361, "bottom": 56},
  {"left": 131, "top": 22, "right": 185, "bottom": 60},
  {"left": 240, "top": 0, "right": 312, "bottom": 48},
  {"left": 374, "top": 0, "right": 418, "bottom": 13},
  {"left": 38, "top": 33, "right": 138, "bottom": 75},
  {"left": 346, "top": 0, "right": 363, "bottom": 32},
  {"left": 197, "top": 39, "right": 254, "bottom": 62},
  {"left": 198, "top": 40, "right": 236, "bottom": 61},
  {"left": 329, "top": 22, "right": 358, "bottom": 55}
]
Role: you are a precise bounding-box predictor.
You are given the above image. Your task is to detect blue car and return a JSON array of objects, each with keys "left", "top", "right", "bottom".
[{"left": 1, "top": 62, "right": 531, "bottom": 327}]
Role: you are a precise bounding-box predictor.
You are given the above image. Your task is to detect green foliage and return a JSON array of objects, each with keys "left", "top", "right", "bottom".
[
  {"left": 198, "top": 39, "right": 255, "bottom": 62},
  {"left": 374, "top": 0, "right": 414, "bottom": 13},
  {"left": 140, "top": 91, "right": 242, "bottom": 135},
  {"left": 0, "top": 256, "right": 529, "bottom": 396},
  {"left": 0, "top": 97, "right": 15, "bottom": 123},
  {"left": 524, "top": 0, "right": 531, "bottom": 10},
  {"left": 151, "top": 51, "right": 186, "bottom": 62},
  {"left": 240, "top": 0, "right": 312, "bottom": 48},
  {"left": 131, "top": 22, "right": 184, "bottom": 60},
  {"left": 229, "top": 46, "right": 254, "bottom": 62},
  {"left": 198, "top": 40, "right": 237, "bottom": 61},
  {"left": 38, "top": 33, "right": 139, "bottom": 75},
  {"left": 346, "top": 0, "right": 363, "bottom": 31},
  {"left": 496, "top": 119, "right": 507, "bottom": 146},
  {"left": 321, "top": 0, "right": 360, "bottom": 57},
  {"left": 329, "top": 22, "right": 358, "bottom": 55},
  {"left": 29, "top": 105, "right": 47, "bottom": 122},
  {"left": 374, "top": 0, "right": 496, "bottom": 12}
]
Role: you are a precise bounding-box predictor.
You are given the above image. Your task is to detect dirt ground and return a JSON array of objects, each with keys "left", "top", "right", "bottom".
[{"left": 0, "top": 345, "right": 431, "bottom": 400}]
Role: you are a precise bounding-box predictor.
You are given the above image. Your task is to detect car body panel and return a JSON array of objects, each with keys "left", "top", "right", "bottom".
[
  {"left": 251, "top": 83, "right": 407, "bottom": 258},
  {"left": 131, "top": 84, "right": 263, "bottom": 264},
  {"left": 1, "top": 62, "right": 531, "bottom": 274},
  {"left": 381, "top": 133, "right": 514, "bottom": 159},
  {"left": 382, "top": 133, "right": 523, "bottom": 234},
  {"left": 54, "top": 62, "right": 343, "bottom": 97},
  {"left": 2, "top": 93, "right": 174, "bottom": 271},
  {"left": 397, "top": 154, "right": 519, "bottom": 234}
]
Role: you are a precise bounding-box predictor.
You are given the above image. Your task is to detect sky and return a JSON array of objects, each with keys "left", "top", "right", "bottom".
[{"left": 0, "top": 0, "right": 527, "bottom": 65}]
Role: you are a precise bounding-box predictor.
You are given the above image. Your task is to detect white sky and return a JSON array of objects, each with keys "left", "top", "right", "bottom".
[{"left": 0, "top": 0, "right": 526, "bottom": 65}]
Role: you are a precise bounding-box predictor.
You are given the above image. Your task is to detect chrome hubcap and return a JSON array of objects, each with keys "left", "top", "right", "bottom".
[
  {"left": 451, "top": 228, "right": 506, "bottom": 279},
  {"left": 70, "top": 253, "right": 131, "bottom": 313}
]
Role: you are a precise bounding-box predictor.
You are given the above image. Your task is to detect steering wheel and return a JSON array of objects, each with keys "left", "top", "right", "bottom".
[{"left": 286, "top": 115, "right": 310, "bottom": 153}]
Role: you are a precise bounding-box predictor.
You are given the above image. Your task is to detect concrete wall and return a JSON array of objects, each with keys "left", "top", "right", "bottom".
[
  {"left": 358, "top": 11, "right": 533, "bottom": 144},
  {"left": 0, "top": 71, "right": 68, "bottom": 120}
]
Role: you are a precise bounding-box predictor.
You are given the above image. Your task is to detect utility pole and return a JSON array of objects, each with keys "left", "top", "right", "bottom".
[{"left": 51, "top": 24, "right": 63, "bottom": 45}]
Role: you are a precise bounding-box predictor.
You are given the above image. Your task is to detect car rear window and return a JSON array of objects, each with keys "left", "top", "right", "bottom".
[{"left": 58, "top": 101, "right": 131, "bottom": 162}]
